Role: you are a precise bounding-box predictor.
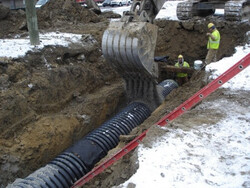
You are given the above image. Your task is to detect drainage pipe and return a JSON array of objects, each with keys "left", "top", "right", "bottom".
[
  {"left": 8, "top": 80, "right": 178, "bottom": 188},
  {"left": 159, "top": 79, "right": 178, "bottom": 97}
]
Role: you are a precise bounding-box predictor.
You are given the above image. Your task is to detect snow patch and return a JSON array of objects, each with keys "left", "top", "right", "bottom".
[
  {"left": 0, "top": 32, "right": 83, "bottom": 58},
  {"left": 207, "top": 44, "right": 250, "bottom": 90},
  {"left": 119, "top": 98, "right": 250, "bottom": 188}
]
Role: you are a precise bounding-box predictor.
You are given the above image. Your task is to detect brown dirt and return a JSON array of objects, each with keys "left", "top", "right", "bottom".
[{"left": 0, "top": 0, "right": 249, "bottom": 187}]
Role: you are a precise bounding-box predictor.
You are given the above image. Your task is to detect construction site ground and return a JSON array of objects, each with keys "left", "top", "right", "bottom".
[{"left": 0, "top": 0, "right": 249, "bottom": 187}]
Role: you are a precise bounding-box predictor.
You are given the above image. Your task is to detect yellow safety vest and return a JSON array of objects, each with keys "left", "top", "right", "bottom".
[
  {"left": 207, "top": 29, "right": 220, "bottom": 50},
  {"left": 175, "top": 61, "right": 190, "bottom": 77}
]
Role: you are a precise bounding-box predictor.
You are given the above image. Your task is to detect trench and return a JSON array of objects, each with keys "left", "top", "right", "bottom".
[
  {"left": 8, "top": 80, "right": 178, "bottom": 187},
  {"left": 1, "top": 17, "right": 249, "bottom": 187}
]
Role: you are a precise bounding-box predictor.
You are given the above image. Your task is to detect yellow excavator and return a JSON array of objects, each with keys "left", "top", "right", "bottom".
[{"left": 177, "top": 0, "right": 250, "bottom": 21}]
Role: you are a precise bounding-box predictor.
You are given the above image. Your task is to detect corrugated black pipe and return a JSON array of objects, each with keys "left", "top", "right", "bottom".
[
  {"left": 8, "top": 80, "right": 178, "bottom": 188},
  {"left": 159, "top": 79, "right": 178, "bottom": 97},
  {"left": 66, "top": 102, "right": 152, "bottom": 171}
]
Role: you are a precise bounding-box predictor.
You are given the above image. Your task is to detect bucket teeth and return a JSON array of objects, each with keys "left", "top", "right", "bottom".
[{"left": 102, "top": 21, "right": 159, "bottom": 80}]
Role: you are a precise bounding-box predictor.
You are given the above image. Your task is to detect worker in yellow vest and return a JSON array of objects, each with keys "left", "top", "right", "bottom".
[
  {"left": 175, "top": 54, "right": 190, "bottom": 86},
  {"left": 205, "top": 23, "right": 220, "bottom": 65}
]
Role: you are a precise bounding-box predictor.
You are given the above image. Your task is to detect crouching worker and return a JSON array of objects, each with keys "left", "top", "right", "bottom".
[{"left": 175, "top": 54, "right": 190, "bottom": 86}]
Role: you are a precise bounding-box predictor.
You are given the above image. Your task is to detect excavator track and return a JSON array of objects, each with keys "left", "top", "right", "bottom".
[
  {"left": 177, "top": 0, "right": 250, "bottom": 21},
  {"left": 176, "top": 2, "right": 194, "bottom": 20},
  {"left": 225, "top": 1, "right": 250, "bottom": 21}
]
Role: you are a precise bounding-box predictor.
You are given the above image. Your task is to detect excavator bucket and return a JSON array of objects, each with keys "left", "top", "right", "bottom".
[
  {"left": 102, "top": 0, "right": 167, "bottom": 109},
  {"left": 102, "top": 21, "right": 159, "bottom": 81}
]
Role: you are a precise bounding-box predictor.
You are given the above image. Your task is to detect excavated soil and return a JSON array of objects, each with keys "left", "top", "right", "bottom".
[{"left": 0, "top": 0, "right": 249, "bottom": 187}]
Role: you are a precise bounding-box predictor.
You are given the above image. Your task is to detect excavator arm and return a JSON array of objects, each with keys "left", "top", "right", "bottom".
[
  {"left": 102, "top": 0, "right": 166, "bottom": 109},
  {"left": 128, "top": 0, "right": 166, "bottom": 23}
]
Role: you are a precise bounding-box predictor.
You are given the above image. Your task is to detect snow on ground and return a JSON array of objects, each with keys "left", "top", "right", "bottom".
[
  {"left": 120, "top": 106, "right": 250, "bottom": 188},
  {"left": 156, "top": 1, "right": 183, "bottom": 20},
  {"left": 0, "top": 32, "right": 83, "bottom": 58},
  {"left": 207, "top": 44, "right": 250, "bottom": 91}
]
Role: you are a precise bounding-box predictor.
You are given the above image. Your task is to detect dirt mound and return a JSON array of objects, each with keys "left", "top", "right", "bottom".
[
  {"left": 37, "top": 0, "right": 101, "bottom": 29},
  {"left": 0, "top": 4, "right": 10, "bottom": 19},
  {"left": 0, "top": 0, "right": 121, "bottom": 39},
  {"left": 0, "top": 7, "right": 26, "bottom": 38}
]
